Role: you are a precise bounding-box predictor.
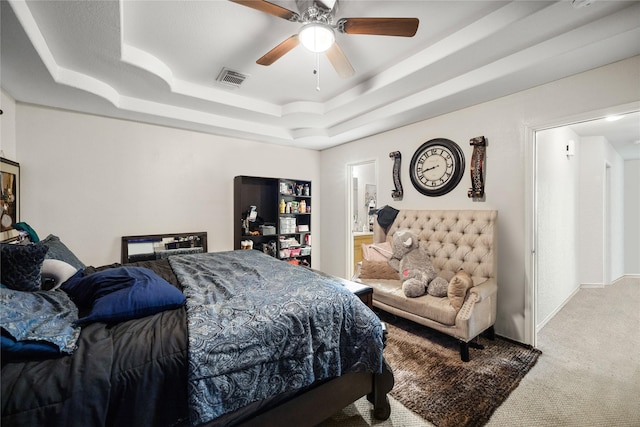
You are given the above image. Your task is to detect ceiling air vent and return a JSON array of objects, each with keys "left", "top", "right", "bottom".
[{"left": 216, "top": 68, "right": 249, "bottom": 88}]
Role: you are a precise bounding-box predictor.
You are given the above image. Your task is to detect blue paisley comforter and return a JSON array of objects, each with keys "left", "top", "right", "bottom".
[{"left": 169, "top": 250, "right": 384, "bottom": 426}]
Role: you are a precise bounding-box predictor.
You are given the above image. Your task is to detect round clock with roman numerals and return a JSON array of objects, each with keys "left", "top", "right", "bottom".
[{"left": 409, "top": 138, "right": 465, "bottom": 197}]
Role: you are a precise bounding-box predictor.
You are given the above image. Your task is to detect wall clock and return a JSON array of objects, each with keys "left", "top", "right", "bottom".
[{"left": 409, "top": 138, "right": 465, "bottom": 196}]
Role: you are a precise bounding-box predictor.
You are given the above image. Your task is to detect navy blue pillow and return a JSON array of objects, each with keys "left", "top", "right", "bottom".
[
  {"left": 61, "top": 267, "right": 185, "bottom": 325},
  {"left": 1, "top": 332, "right": 61, "bottom": 361},
  {"left": 0, "top": 243, "right": 49, "bottom": 291}
]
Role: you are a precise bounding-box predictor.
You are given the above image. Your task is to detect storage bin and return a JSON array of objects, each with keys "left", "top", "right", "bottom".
[
  {"left": 260, "top": 225, "right": 276, "bottom": 235},
  {"left": 300, "top": 246, "right": 311, "bottom": 256},
  {"left": 279, "top": 217, "right": 296, "bottom": 234},
  {"left": 289, "top": 247, "right": 301, "bottom": 257},
  {"left": 279, "top": 249, "right": 290, "bottom": 258}
]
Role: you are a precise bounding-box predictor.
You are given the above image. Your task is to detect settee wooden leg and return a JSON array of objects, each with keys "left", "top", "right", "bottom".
[
  {"left": 460, "top": 334, "right": 489, "bottom": 361},
  {"left": 482, "top": 326, "right": 496, "bottom": 340},
  {"left": 459, "top": 341, "right": 470, "bottom": 362}
]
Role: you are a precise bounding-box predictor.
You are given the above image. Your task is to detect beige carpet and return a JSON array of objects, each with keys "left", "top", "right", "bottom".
[
  {"left": 488, "top": 277, "right": 640, "bottom": 426},
  {"left": 322, "top": 277, "right": 640, "bottom": 427}
]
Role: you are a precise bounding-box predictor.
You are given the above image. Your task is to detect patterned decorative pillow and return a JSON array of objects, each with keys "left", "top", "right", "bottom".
[
  {"left": 0, "top": 243, "right": 49, "bottom": 291},
  {"left": 41, "top": 234, "right": 85, "bottom": 270}
]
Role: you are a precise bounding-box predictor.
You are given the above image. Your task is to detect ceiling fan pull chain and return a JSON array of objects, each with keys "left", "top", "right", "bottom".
[{"left": 315, "top": 53, "right": 321, "bottom": 91}]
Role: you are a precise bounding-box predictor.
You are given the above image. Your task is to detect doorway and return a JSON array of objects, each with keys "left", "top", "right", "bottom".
[
  {"left": 347, "top": 160, "right": 377, "bottom": 277},
  {"left": 527, "top": 106, "right": 637, "bottom": 346}
]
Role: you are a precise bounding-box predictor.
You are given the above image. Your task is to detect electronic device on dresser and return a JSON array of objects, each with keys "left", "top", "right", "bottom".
[{"left": 121, "top": 232, "right": 207, "bottom": 264}]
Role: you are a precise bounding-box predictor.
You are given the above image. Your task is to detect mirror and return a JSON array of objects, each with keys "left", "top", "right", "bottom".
[
  {"left": 348, "top": 161, "right": 377, "bottom": 277},
  {"left": 351, "top": 163, "right": 377, "bottom": 232}
]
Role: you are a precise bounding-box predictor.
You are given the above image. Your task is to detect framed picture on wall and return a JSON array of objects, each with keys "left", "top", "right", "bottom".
[{"left": 1, "top": 158, "right": 20, "bottom": 231}]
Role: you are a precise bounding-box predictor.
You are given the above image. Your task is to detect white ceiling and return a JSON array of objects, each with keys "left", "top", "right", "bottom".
[{"left": 1, "top": 0, "right": 639, "bottom": 155}]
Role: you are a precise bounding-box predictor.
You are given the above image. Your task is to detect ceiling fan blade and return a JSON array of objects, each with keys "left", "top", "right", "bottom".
[
  {"left": 257, "top": 35, "right": 300, "bottom": 66},
  {"left": 230, "top": 0, "right": 300, "bottom": 21},
  {"left": 338, "top": 17, "right": 419, "bottom": 37},
  {"left": 326, "top": 42, "right": 354, "bottom": 78}
]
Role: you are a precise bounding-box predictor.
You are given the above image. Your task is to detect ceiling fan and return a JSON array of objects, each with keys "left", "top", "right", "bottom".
[{"left": 230, "top": 0, "right": 419, "bottom": 78}]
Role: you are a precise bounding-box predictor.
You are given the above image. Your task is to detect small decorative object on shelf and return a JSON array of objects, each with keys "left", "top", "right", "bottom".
[
  {"left": 468, "top": 136, "right": 487, "bottom": 200},
  {"left": 234, "top": 176, "right": 312, "bottom": 268}
]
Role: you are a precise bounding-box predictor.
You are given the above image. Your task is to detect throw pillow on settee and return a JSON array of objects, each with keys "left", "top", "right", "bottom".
[{"left": 447, "top": 269, "right": 474, "bottom": 310}]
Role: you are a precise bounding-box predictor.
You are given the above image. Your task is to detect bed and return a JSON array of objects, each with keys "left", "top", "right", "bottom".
[{"left": 1, "top": 241, "right": 393, "bottom": 427}]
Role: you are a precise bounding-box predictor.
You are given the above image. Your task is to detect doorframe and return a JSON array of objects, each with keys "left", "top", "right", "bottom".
[
  {"left": 604, "top": 161, "right": 612, "bottom": 285},
  {"left": 346, "top": 159, "right": 377, "bottom": 279},
  {"left": 524, "top": 101, "right": 639, "bottom": 347}
]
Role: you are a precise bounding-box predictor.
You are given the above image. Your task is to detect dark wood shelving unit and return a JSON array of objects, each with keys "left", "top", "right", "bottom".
[{"left": 234, "top": 175, "right": 312, "bottom": 267}]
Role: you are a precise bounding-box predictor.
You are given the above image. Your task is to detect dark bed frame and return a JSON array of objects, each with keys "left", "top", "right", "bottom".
[{"left": 233, "top": 361, "right": 394, "bottom": 426}]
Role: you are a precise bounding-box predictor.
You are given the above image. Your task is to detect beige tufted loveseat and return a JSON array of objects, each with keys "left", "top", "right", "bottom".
[{"left": 357, "top": 210, "right": 497, "bottom": 361}]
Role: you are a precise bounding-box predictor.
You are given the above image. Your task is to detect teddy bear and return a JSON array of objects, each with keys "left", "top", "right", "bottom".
[{"left": 388, "top": 229, "right": 437, "bottom": 298}]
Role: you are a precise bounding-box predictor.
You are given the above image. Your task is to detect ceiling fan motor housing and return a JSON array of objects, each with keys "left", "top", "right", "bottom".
[{"left": 296, "top": 0, "right": 337, "bottom": 24}]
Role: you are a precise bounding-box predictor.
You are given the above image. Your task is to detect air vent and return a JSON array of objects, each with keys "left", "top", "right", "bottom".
[{"left": 216, "top": 68, "right": 249, "bottom": 88}]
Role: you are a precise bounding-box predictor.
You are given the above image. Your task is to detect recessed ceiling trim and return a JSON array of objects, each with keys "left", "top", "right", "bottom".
[
  {"left": 322, "top": 1, "right": 554, "bottom": 116},
  {"left": 3, "top": 0, "right": 640, "bottom": 151},
  {"left": 119, "top": 95, "right": 293, "bottom": 141}
]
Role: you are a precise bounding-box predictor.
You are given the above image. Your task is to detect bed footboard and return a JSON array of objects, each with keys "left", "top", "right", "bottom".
[{"left": 234, "top": 360, "right": 394, "bottom": 426}]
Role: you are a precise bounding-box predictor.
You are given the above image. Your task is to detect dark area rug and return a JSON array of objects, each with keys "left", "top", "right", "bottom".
[{"left": 380, "top": 312, "right": 541, "bottom": 427}]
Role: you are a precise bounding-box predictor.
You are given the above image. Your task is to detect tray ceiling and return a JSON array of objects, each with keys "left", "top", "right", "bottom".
[{"left": 1, "top": 0, "right": 639, "bottom": 151}]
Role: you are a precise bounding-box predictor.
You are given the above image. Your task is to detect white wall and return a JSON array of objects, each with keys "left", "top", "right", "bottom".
[
  {"left": 15, "top": 105, "right": 320, "bottom": 266},
  {"left": 579, "top": 136, "right": 625, "bottom": 285},
  {"left": 625, "top": 159, "right": 640, "bottom": 274},
  {"left": 8, "top": 56, "right": 640, "bottom": 345},
  {"left": 0, "top": 89, "right": 17, "bottom": 160},
  {"left": 536, "top": 127, "right": 580, "bottom": 329},
  {"left": 320, "top": 56, "right": 640, "bottom": 343}
]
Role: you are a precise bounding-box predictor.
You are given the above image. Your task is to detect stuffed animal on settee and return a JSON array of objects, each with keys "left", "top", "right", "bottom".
[{"left": 389, "top": 229, "right": 437, "bottom": 297}]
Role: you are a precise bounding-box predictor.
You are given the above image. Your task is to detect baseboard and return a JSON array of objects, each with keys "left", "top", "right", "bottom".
[
  {"left": 612, "top": 275, "right": 640, "bottom": 285},
  {"left": 581, "top": 282, "right": 605, "bottom": 289}
]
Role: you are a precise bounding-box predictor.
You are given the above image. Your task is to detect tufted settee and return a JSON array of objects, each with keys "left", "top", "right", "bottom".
[{"left": 356, "top": 210, "right": 497, "bottom": 361}]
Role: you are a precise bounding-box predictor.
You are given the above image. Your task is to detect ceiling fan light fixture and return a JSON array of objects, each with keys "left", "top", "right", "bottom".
[{"left": 299, "top": 23, "right": 335, "bottom": 53}]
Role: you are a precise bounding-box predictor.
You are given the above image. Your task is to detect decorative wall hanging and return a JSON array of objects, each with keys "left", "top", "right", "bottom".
[
  {"left": 468, "top": 136, "right": 486, "bottom": 200},
  {"left": 409, "top": 138, "right": 464, "bottom": 197},
  {"left": 389, "top": 151, "right": 403, "bottom": 200}
]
